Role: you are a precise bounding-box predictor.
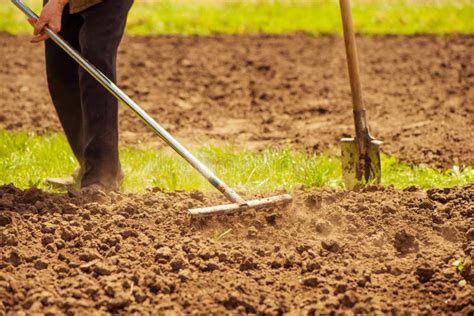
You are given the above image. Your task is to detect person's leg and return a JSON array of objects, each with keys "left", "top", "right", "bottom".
[
  {"left": 45, "top": 5, "right": 84, "bottom": 166},
  {"left": 78, "top": 0, "right": 133, "bottom": 190}
]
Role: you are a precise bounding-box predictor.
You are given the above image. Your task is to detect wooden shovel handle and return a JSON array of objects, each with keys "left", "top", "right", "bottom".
[{"left": 339, "top": 0, "right": 369, "bottom": 141}]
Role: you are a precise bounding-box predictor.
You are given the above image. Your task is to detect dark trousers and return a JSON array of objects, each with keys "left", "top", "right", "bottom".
[{"left": 45, "top": 0, "right": 132, "bottom": 189}]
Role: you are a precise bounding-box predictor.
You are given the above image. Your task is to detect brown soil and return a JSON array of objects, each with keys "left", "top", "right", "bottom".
[
  {"left": 1, "top": 184, "right": 473, "bottom": 315},
  {"left": 0, "top": 33, "right": 472, "bottom": 168}
]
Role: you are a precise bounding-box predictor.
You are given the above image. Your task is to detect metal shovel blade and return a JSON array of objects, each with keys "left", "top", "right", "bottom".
[
  {"left": 189, "top": 194, "right": 292, "bottom": 217},
  {"left": 340, "top": 137, "right": 382, "bottom": 189}
]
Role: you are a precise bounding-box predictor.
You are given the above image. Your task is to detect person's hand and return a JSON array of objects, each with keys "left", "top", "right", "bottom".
[{"left": 29, "top": 0, "right": 69, "bottom": 43}]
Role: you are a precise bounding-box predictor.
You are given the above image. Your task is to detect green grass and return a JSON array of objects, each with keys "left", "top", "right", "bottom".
[
  {"left": 1, "top": 0, "right": 473, "bottom": 35},
  {"left": 0, "top": 131, "right": 472, "bottom": 193}
]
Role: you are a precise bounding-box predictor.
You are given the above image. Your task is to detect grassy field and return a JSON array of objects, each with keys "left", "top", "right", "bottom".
[
  {"left": 1, "top": 131, "right": 472, "bottom": 193},
  {"left": 1, "top": 0, "right": 473, "bottom": 35}
]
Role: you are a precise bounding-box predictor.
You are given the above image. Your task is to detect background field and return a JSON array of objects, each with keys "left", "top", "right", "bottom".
[{"left": 1, "top": 0, "right": 473, "bottom": 34}]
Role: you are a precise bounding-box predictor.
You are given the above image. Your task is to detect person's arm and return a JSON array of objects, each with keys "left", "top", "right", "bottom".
[{"left": 29, "top": 0, "right": 69, "bottom": 43}]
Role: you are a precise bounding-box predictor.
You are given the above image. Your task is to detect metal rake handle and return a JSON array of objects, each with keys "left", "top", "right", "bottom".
[{"left": 12, "top": 0, "right": 246, "bottom": 205}]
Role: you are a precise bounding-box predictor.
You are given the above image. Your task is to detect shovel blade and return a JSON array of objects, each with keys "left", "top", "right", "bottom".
[{"left": 340, "top": 137, "right": 382, "bottom": 189}]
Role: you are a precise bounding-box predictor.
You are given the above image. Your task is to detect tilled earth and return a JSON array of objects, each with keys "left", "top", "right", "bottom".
[
  {"left": 1, "top": 33, "right": 473, "bottom": 315},
  {"left": 0, "top": 33, "right": 473, "bottom": 168},
  {"left": 0, "top": 184, "right": 473, "bottom": 315}
]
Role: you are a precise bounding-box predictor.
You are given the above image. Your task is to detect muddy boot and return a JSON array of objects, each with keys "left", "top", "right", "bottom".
[{"left": 44, "top": 167, "right": 84, "bottom": 189}]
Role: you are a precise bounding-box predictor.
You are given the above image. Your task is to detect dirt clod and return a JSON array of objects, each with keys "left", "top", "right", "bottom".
[
  {"left": 314, "top": 219, "right": 333, "bottom": 235},
  {"left": 93, "top": 262, "right": 113, "bottom": 276},
  {"left": 40, "top": 223, "right": 56, "bottom": 234},
  {"left": 34, "top": 260, "right": 48, "bottom": 270},
  {"left": 265, "top": 213, "right": 277, "bottom": 225},
  {"left": 321, "top": 239, "right": 341, "bottom": 253},
  {"left": 394, "top": 230, "right": 418, "bottom": 254},
  {"left": 415, "top": 264, "right": 435, "bottom": 283},
  {"left": 301, "top": 276, "right": 319, "bottom": 288},
  {"left": 155, "top": 246, "right": 173, "bottom": 263},
  {"left": 41, "top": 235, "right": 54, "bottom": 246},
  {"left": 0, "top": 214, "right": 12, "bottom": 227},
  {"left": 466, "top": 228, "right": 474, "bottom": 241}
]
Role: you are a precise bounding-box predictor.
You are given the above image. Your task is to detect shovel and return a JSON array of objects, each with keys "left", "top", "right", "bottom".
[
  {"left": 12, "top": 0, "right": 292, "bottom": 216},
  {"left": 339, "top": 0, "right": 382, "bottom": 189}
]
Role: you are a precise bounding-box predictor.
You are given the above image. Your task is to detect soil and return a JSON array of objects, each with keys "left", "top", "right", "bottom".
[
  {"left": 1, "top": 184, "right": 473, "bottom": 315},
  {"left": 0, "top": 33, "right": 472, "bottom": 169},
  {"left": 1, "top": 32, "right": 473, "bottom": 315}
]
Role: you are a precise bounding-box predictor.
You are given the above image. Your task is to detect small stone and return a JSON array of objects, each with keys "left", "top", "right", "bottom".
[
  {"left": 321, "top": 239, "right": 341, "bottom": 253},
  {"left": 302, "top": 276, "right": 319, "bottom": 287},
  {"left": 34, "top": 260, "right": 48, "bottom": 270}
]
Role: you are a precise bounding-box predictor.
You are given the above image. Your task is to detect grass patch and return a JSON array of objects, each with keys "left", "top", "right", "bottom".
[
  {"left": 0, "top": 131, "right": 472, "bottom": 193},
  {"left": 1, "top": 0, "right": 473, "bottom": 35}
]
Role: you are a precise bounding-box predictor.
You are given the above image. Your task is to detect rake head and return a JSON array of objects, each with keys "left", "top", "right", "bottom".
[{"left": 188, "top": 194, "right": 292, "bottom": 217}]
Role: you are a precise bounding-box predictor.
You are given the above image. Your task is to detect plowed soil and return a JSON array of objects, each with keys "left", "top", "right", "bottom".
[
  {"left": 0, "top": 33, "right": 473, "bottom": 168},
  {"left": 1, "top": 184, "right": 473, "bottom": 315}
]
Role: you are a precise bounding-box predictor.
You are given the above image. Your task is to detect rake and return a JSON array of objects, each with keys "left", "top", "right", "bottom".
[{"left": 12, "top": 0, "right": 292, "bottom": 217}]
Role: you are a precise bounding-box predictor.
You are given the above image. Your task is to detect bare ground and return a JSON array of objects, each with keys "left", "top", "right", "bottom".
[
  {"left": 0, "top": 33, "right": 472, "bottom": 168},
  {"left": 0, "top": 184, "right": 473, "bottom": 314}
]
